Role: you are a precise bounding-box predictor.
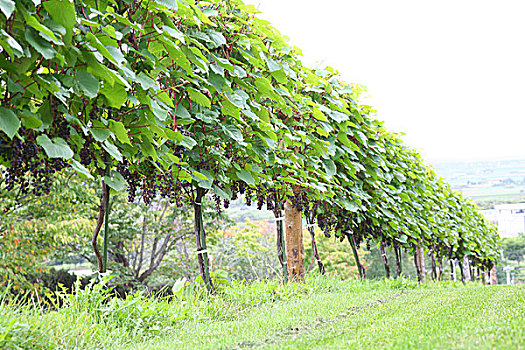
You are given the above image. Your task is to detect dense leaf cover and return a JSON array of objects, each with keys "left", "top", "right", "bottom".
[{"left": 0, "top": 0, "right": 498, "bottom": 280}]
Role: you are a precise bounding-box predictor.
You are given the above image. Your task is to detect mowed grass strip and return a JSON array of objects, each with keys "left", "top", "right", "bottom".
[
  {"left": 274, "top": 286, "right": 525, "bottom": 350},
  {"left": 135, "top": 284, "right": 524, "bottom": 350}
]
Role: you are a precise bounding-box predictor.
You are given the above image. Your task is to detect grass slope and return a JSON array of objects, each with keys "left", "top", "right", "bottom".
[
  {"left": 136, "top": 283, "right": 524, "bottom": 350},
  {"left": 2, "top": 278, "right": 524, "bottom": 349}
]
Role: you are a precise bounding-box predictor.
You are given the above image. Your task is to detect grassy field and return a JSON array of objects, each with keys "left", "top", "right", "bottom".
[{"left": 2, "top": 277, "right": 524, "bottom": 349}]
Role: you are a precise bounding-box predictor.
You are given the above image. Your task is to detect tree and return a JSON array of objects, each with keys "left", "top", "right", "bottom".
[{"left": 502, "top": 235, "right": 525, "bottom": 265}]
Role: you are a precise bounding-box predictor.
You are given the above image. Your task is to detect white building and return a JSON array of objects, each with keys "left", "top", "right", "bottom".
[{"left": 482, "top": 203, "right": 525, "bottom": 238}]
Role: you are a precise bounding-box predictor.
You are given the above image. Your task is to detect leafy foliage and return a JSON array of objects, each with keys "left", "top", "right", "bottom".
[{"left": 0, "top": 0, "right": 499, "bottom": 283}]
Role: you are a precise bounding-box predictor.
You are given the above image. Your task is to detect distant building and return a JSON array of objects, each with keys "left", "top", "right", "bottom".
[{"left": 482, "top": 203, "right": 525, "bottom": 238}]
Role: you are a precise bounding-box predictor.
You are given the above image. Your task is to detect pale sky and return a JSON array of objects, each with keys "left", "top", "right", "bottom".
[{"left": 245, "top": 0, "right": 525, "bottom": 164}]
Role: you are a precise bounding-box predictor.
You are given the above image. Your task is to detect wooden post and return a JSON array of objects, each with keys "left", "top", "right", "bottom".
[
  {"left": 306, "top": 216, "right": 325, "bottom": 275},
  {"left": 462, "top": 255, "right": 471, "bottom": 282},
  {"left": 194, "top": 188, "right": 214, "bottom": 293},
  {"left": 348, "top": 234, "right": 366, "bottom": 279},
  {"left": 413, "top": 253, "right": 420, "bottom": 279},
  {"left": 394, "top": 243, "right": 402, "bottom": 277},
  {"left": 416, "top": 241, "right": 426, "bottom": 283},
  {"left": 438, "top": 256, "right": 443, "bottom": 281},
  {"left": 274, "top": 203, "right": 288, "bottom": 283},
  {"left": 459, "top": 259, "right": 465, "bottom": 284},
  {"left": 490, "top": 264, "right": 498, "bottom": 285},
  {"left": 284, "top": 200, "right": 305, "bottom": 282},
  {"left": 430, "top": 251, "right": 437, "bottom": 281},
  {"left": 380, "top": 241, "right": 390, "bottom": 278}
]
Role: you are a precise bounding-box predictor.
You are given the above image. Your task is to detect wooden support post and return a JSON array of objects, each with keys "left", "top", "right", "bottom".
[
  {"left": 274, "top": 203, "right": 288, "bottom": 283},
  {"left": 462, "top": 255, "right": 471, "bottom": 282},
  {"left": 394, "top": 243, "right": 402, "bottom": 277},
  {"left": 416, "top": 241, "right": 426, "bottom": 283},
  {"left": 490, "top": 264, "right": 498, "bottom": 285},
  {"left": 380, "top": 241, "right": 390, "bottom": 278},
  {"left": 349, "top": 234, "right": 366, "bottom": 279},
  {"left": 284, "top": 200, "right": 305, "bottom": 282},
  {"left": 306, "top": 217, "right": 325, "bottom": 275},
  {"left": 430, "top": 251, "right": 437, "bottom": 281},
  {"left": 194, "top": 188, "right": 214, "bottom": 294}
]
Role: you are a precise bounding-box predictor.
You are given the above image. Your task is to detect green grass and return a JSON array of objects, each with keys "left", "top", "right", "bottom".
[{"left": 1, "top": 277, "right": 524, "bottom": 349}]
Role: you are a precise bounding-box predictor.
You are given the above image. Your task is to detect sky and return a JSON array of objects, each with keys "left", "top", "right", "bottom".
[{"left": 244, "top": 0, "right": 525, "bottom": 164}]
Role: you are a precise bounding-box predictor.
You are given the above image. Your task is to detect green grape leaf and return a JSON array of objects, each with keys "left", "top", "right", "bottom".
[
  {"left": 150, "top": 99, "right": 168, "bottom": 121},
  {"left": 221, "top": 124, "right": 243, "bottom": 142},
  {"left": 20, "top": 112, "right": 43, "bottom": 129},
  {"left": 0, "top": 107, "right": 20, "bottom": 139},
  {"left": 75, "top": 72, "right": 99, "bottom": 98},
  {"left": 70, "top": 159, "right": 94, "bottom": 179},
  {"left": 236, "top": 169, "right": 255, "bottom": 185},
  {"left": 42, "top": 0, "right": 76, "bottom": 44},
  {"left": 24, "top": 29, "right": 56, "bottom": 59},
  {"left": 108, "top": 120, "right": 131, "bottom": 145},
  {"left": 254, "top": 77, "right": 280, "bottom": 101},
  {"left": 224, "top": 90, "right": 247, "bottom": 109},
  {"left": 187, "top": 88, "right": 211, "bottom": 108},
  {"left": 104, "top": 170, "right": 127, "bottom": 191},
  {"left": 193, "top": 169, "right": 213, "bottom": 189},
  {"left": 36, "top": 135, "right": 74, "bottom": 159},
  {"left": 136, "top": 72, "right": 157, "bottom": 91},
  {"left": 163, "top": 25, "right": 185, "bottom": 44},
  {"left": 213, "top": 185, "right": 232, "bottom": 200},
  {"left": 180, "top": 135, "right": 197, "bottom": 149},
  {"left": 155, "top": 0, "right": 177, "bottom": 10},
  {"left": 322, "top": 159, "right": 337, "bottom": 176},
  {"left": 102, "top": 140, "right": 123, "bottom": 162},
  {"left": 0, "top": 0, "right": 15, "bottom": 19},
  {"left": 101, "top": 83, "right": 127, "bottom": 108}
]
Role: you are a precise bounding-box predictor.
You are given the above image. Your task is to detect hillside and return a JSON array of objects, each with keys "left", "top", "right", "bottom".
[
  {"left": 3, "top": 277, "right": 523, "bottom": 349},
  {"left": 135, "top": 281, "right": 525, "bottom": 349}
]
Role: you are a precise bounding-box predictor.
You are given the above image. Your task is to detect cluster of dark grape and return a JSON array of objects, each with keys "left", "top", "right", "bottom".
[
  {"left": 173, "top": 145, "right": 185, "bottom": 158},
  {"left": 117, "top": 160, "right": 140, "bottom": 202},
  {"left": 303, "top": 199, "right": 319, "bottom": 222},
  {"left": 334, "top": 209, "right": 353, "bottom": 234},
  {"left": 79, "top": 147, "right": 93, "bottom": 166},
  {"left": 0, "top": 138, "right": 6, "bottom": 162},
  {"left": 158, "top": 172, "right": 185, "bottom": 207},
  {"left": 255, "top": 185, "right": 265, "bottom": 210},
  {"left": 316, "top": 204, "right": 337, "bottom": 238},
  {"left": 141, "top": 176, "right": 157, "bottom": 205},
  {"left": 266, "top": 188, "right": 279, "bottom": 212},
  {"left": 52, "top": 116, "right": 70, "bottom": 139},
  {"left": 198, "top": 159, "right": 211, "bottom": 171},
  {"left": 88, "top": 105, "right": 100, "bottom": 117},
  {"left": 49, "top": 158, "right": 68, "bottom": 172},
  {"left": 224, "top": 147, "right": 232, "bottom": 159},
  {"left": 353, "top": 233, "right": 364, "bottom": 247},
  {"left": 229, "top": 180, "right": 245, "bottom": 201},
  {"left": 210, "top": 161, "right": 220, "bottom": 175},
  {"left": 212, "top": 193, "right": 222, "bottom": 214},
  {"left": 118, "top": 158, "right": 189, "bottom": 206},
  {"left": 287, "top": 192, "right": 305, "bottom": 211},
  {"left": 1, "top": 135, "right": 62, "bottom": 196},
  {"left": 158, "top": 172, "right": 175, "bottom": 198},
  {"left": 244, "top": 187, "right": 253, "bottom": 206},
  {"left": 230, "top": 181, "right": 239, "bottom": 200}
]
